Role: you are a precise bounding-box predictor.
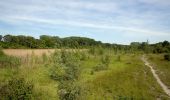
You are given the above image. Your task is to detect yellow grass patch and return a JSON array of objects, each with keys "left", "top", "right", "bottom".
[{"left": 2, "top": 49, "right": 55, "bottom": 57}]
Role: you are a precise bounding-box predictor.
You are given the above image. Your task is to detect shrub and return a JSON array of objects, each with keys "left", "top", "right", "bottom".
[
  {"left": 65, "top": 63, "right": 80, "bottom": 80},
  {"left": 164, "top": 54, "right": 170, "bottom": 61},
  {"left": 80, "top": 53, "right": 87, "bottom": 61},
  {"left": 101, "top": 55, "right": 110, "bottom": 66},
  {"left": 0, "top": 78, "right": 33, "bottom": 100},
  {"left": 88, "top": 48, "right": 95, "bottom": 55},
  {"left": 93, "top": 64, "right": 108, "bottom": 72},
  {"left": 0, "top": 49, "right": 4, "bottom": 56},
  {"left": 49, "top": 64, "right": 66, "bottom": 81},
  {"left": 58, "top": 81, "right": 81, "bottom": 100},
  {"left": 117, "top": 55, "right": 121, "bottom": 61}
]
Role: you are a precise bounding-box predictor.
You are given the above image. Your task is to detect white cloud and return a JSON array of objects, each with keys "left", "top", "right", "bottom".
[
  {"left": 2, "top": 15, "right": 169, "bottom": 37},
  {"left": 0, "top": 0, "right": 170, "bottom": 43}
]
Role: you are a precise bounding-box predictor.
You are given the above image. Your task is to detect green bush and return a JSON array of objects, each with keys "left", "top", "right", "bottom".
[
  {"left": 80, "top": 53, "right": 87, "bottom": 61},
  {"left": 58, "top": 81, "right": 81, "bottom": 100},
  {"left": 0, "top": 78, "right": 33, "bottom": 100},
  {"left": 101, "top": 55, "right": 110, "bottom": 66},
  {"left": 93, "top": 63, "right": 108, "bottom": 72},
  {"left": 164, "top": 54, "right": 170, "bottom": 61},
  {"left": 49, "top": 64, "right": 66, "bottom": 81},
  {"left": 0, "top": 49, "right": 4, "bottom": 56}
]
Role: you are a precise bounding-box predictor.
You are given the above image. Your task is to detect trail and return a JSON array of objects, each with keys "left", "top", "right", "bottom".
[{"left": 141, "top": 55, "right": 170, "bottom": 97}]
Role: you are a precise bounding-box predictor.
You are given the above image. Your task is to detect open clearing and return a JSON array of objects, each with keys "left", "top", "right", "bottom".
[
  {"left": 1, "top": 49, "right": 170, "bottom": 99},
  {"left": 142, "top": 55, "right": 170, "bottom": 97}
]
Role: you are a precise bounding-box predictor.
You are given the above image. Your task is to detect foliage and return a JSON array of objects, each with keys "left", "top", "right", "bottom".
[
  {"left": 0, "top": 51, "right": 21, "bottom": 68},
  {"left": 1, "top": 34, "right": 170, "bottom": 54},
  {"left": 49, "top": 50, "right": 81, "bottom": 100},
  {"left": 0, "top": 78, "right": 33, "bottom": 100},
  {"left": 101, "top": 55, "right": 110, "bottom": 66},
  {"left": 58, "top": 81, "right": 81, "bottom": 100},
  {"left": 93, "top": 63, "right": 108, "bottom": 72},
  {"left": 164, "top": 54, "right": 170, "bottom": 61},
  {"left": 0, "top": 49, "right": 4, "bottom": 56},
  {"left": 88, "top": 47, "right": 95, "bottom": 55}
]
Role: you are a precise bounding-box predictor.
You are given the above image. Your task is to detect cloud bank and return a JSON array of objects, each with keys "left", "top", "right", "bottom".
[{"left": 0, "top": 0, "right": 170, "bottom": 44}]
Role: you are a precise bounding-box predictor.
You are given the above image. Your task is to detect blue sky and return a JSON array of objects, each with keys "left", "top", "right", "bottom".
[{"left": 0, "top": 0, "right": 170, "bottom": 44}]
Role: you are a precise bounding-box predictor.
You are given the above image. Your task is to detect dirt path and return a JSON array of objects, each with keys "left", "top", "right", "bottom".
[{"left": 141, "top": 55, "right": 170, "bottom": 97}]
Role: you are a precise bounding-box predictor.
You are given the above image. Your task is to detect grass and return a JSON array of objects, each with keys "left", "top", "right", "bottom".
[
  {"left": 79, "top": 54, "right": 169, "bottom": 100},
  {"left": 0, "top": 49, "right": 170, "bottom": 99},
  {"left": 147, "top": 54, "right": 170, "bottom": 89}
]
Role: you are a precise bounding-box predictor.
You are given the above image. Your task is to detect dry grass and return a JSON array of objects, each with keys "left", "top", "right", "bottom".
[
  {"left": 2, "top": 49, "right": 87, "bottom": 57},
  {"left": 2, "top": 49, "right": 56, "bottom": 57}
]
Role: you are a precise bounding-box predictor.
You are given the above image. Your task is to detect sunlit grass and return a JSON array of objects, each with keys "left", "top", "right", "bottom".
[
  {"left": 148, "top": 54, "right": 170, "bottom": 88},
  {"left": 1, "top": 49, "right": 169, "bottom": 99}
]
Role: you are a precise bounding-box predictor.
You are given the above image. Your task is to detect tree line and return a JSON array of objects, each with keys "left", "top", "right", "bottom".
[
  {"left": 0, "top": 34, "right": 123, "bottom": 49},
  {"left": 0, "top": 34, "right": 170, "bottom": 53}
]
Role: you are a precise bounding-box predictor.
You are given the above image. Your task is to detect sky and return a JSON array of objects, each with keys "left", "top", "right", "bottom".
[{"left": 0, "top": 0, "right": 170, "bottom": 44}]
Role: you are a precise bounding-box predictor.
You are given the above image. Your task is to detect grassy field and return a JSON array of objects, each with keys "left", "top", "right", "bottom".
[
  {"left": 147, "top": 54, "right": 170, "bottom": 89},
  {"left": 0, "top": 49, "right": 169, "bottom": 99}
]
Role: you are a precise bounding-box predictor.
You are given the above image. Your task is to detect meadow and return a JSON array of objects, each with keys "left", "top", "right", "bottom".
[
  {"left": 0, "top": 49, "right": 170, "bottom": 100},
  {"left": 147, "top": 54, "right": 170, "bottom": 89}
]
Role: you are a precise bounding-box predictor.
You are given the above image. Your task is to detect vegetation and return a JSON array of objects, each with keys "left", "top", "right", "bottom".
[
  {"left": 0, "top": 78, "right": 33, "bottom": 100},
  {"left": 0, "top": 34, "right": 170, "bottom": 99},
  {"left": 1, "top": 35, "right": 170, "bottom": 54},
  {"left": 164, "top": 54, "right": 170, "bottom": 61},
  {"left": 148, "top": 54, "right": 170, "bottom": 88}
]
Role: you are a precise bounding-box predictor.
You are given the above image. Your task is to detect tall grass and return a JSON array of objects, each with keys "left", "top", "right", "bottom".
[{"left": 0, "top": 49, "right": 169, "bottom": 100}]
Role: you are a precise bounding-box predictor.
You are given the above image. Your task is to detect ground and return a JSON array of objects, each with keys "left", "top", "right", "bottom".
[{"left": 0, "top": 49, "right": 170, "bottom": 100}]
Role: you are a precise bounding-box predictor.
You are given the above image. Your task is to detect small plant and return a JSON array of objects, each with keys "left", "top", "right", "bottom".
[
  {"left": 88, "top": 48, "right": 95, "bottom": 55},
  {"left": 164, "top": 54, "right": 170, "bottom": 61},
  {"left": 80, "top": 53, "right": 87, "bottom": 61},
  {"left": 0, "top": 78, "right": 33, "bottom": 100},
  {"left": 117, "top": 55, "right": 121, "bottom": 61},
  {"left": 101, "top": 55, "right": 110, "bottom": 67},
  {"left": 0, "top": 49, "right": 4, "bottom": 56},
  {"left": 93, "top": 63, "right": 108, "bottom": 72}
]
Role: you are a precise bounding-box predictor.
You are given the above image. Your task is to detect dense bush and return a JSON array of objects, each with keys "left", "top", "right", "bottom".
[
  {"left": 164, "top": 54, "right": 170, "bottom": 61},
  {"left": 58, "top": 81, "right": 81, "bottom": 100},
  {"left": 49, "top": 50, "right": 81, "bottom": 100},
  {"left": 0, "top": 78, "right": 33, "bottom": 100}
]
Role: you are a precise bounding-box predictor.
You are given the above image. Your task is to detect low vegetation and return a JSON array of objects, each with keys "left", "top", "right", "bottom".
[
  {"left": 148, "top": 54, "right": 170, "bottom": 89},
  {"left": 0, "top": 35, "right": 170, "bottom": 99},
  {"left": 164, "top": 54, "right": 170, "bottom": 61}
]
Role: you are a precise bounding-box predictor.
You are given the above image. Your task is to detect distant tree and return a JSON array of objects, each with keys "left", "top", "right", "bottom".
[
  {"left": 0, "top": 35, "right": 2, "bottom": 41},
  {"left": 3, "top": 35, "right": 12, "bottom": 42},
  {"left": 140, "top": 42, "right": 149, "bottom": 53},
  {"left": 40, "top": 35, "right": 56, "bottom": 48},
  {"left": 130, "top": 42, "right": 140, "bottom": 53},
  {"left": 162, "top": 41, "right": 169, "bottom": 47}
]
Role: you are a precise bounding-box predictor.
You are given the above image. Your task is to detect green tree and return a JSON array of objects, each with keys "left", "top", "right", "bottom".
[{"left": 0, "top": 35, "right": 2, "bottom": 41}]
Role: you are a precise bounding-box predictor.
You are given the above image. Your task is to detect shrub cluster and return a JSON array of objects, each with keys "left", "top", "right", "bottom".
[
  {"left": 164, "top": 54, "right": 170, "bottom": 61},
  {"left": 0, "top": 78, "right": 33, "bottom": 100},
  {"left": 49, "top": 50, "right": 81, "bottom": 100}
]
